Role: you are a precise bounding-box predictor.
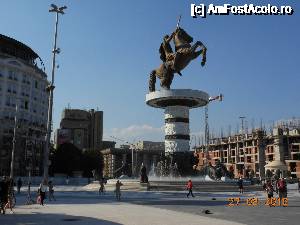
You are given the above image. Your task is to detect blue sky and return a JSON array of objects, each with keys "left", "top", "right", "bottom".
[{"left": 0, "top": 0, "right": 299, "bottom": 146}]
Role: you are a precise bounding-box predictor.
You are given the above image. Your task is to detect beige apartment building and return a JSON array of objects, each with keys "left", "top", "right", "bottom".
[{"left": 194, "top": 126, "right": 300, "bottom": 178}]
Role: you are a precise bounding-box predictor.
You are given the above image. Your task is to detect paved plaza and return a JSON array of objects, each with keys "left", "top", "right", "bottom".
[{"left": 0, "top": 185, "right": 299, "bottom": 225}]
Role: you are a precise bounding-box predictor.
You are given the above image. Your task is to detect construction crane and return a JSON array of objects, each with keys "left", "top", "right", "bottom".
[{"left": 204, "top": 94, "right": 223, "bottom": 170}]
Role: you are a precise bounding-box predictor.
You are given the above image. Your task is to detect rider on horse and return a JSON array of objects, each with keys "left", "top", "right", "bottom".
[{"left": 159, "top": 31, "right": 182, "bottom": 76}]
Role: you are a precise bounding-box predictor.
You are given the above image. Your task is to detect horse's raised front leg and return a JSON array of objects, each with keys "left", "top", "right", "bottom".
[{"left": 191, "top": 43, "right": 207, "bottom": 66}]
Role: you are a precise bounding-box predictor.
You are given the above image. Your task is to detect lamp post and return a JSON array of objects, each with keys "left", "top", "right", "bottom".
[
  {"left": 204, "top": 94, "right": 223, "bottom": 173},
  {"left": 239, "top": 116, "right": 246, "bottom": 177},
  {"left": 44, "top": 4, "right": 67, "bottom": 182},
  {"left": 110, "top": 136, "right": 136, "bottom": 178},
  {"left": 9, "top": 100, "right": 19, "bottom": 179}
]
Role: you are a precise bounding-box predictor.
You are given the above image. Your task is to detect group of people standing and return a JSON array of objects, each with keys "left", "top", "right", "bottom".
[{"left": 263, "top": 178, "right": 288, "bottom": 205}]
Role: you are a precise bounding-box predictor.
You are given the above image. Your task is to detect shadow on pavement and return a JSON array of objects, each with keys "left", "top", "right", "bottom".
[
  {"left": 0, "top": 212, "right": 122, "bottom": 225},
  {"left": 125, "top": 198, "right": 227, "bottom": 206}
]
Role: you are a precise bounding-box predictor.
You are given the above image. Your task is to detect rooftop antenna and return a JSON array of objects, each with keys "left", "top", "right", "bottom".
[
  {"left": 251, "top": 118, "right": 255, "bottom": 132},
  {"left": 245, "top": 119, "right": 248, "bottom": 134},
  {"left": 228, "top": 125, "right": 231, "bottom": 137}
]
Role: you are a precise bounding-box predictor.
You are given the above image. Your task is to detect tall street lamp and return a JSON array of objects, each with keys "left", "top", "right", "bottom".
[
  {"left": 239, "top": 116, "right": 246, "bottom": 177},
  {"left": 44, "top": 4, "right": 67, "bottom": 182},
  {"left": 9, "top": 99, "right": 19, "bottom": 179}
]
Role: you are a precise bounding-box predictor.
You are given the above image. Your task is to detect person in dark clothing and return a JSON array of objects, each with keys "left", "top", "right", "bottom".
[
  {"left": 0, "top": 177, "right": 10, "bottom": 214},
  {"left": 17, "top": 178, "right": 22, "bottom": 194},
  {"left": 48, "top": 181, "right": 56, "bottom": 201},
  {"left": 0, "top": 177, "right": 6, "bottom": 214},
  {"left": 99, "top": 177, "right": 106, "bottom": 195},
  {"left": 186, "top": 179, "right": 195, "bottom": 198},
  {"left": 237, "top": 177, "right": 244, "bottom": 194}
]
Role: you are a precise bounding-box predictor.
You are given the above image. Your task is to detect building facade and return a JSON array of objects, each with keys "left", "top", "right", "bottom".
[
  {"left": 0, "top": 34, "right": 49, "bottom": 176},
  {"left": 101, "top": 141, "right": 164, "bottom": 178},
  {"left": 194, "top": 126, "right": 300, "bottom": 178},
  {"left": 54, "top": 108, "right": 103, "bottom": 150}
]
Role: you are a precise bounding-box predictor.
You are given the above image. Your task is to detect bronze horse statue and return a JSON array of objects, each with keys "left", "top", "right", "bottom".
[{"left": 149, "top": 27, "right": 207, "bottom": 92}]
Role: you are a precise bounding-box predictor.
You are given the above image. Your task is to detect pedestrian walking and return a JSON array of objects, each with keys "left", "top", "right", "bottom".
[
  {"left": 26, "top": 182, "right": 34, "bottom": 205},
  {"left": 266, "top": 181, "right": 274, "bottom": 207},
  {"left": 48, "top": 181, "right": 56, "bottom": 201},
  {"left": 99, "top": 177, "right": 106, "bottom": 195},
  {"left": 17, "top": 178, "right": 22, "bottom": 194},
  {"left": 115, "top": 180, "right": 123, "bottom": 201},
  {"left": 38, "top": 180, "right": 47, "bottom": 206},
  {"left": 237, "top": 177, "right": 244, "bottom": 194},
  {"left": 186, "top": 179, "right": 195, "bottom": 198},
  {"left": 277, "top": 178, "right": 287, "bottom": 201}
]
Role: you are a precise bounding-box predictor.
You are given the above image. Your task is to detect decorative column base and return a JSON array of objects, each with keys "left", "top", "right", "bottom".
[{"left": 146, "top": 89, "right": 209, "bottom": 176}]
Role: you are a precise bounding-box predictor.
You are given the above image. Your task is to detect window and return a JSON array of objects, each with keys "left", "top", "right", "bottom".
[
  {"left": 22, "top": 74, "right": 27, "bottom": 83},
  {"left": 25, "top": 101, "right": 29, "bottom": 110},
  {"left": 5, "top": 96, "right": 16, "bottom": 107},
  {"left": 247, "top": 156, "right": 251, "bottom": 163},
  {"left": 8, "top": 71, "right": 14, "bottom": 79},
  {"left": 35, "top": 80, "right": 38, "bottom": 89}
]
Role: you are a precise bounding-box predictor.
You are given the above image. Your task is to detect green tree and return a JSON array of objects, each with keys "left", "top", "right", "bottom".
[
  {"left": 81, "top": 149, "right": 103, "bottom": 178},
  {"left": 51, "top": 143, "right": 83, "bottom": 176}
]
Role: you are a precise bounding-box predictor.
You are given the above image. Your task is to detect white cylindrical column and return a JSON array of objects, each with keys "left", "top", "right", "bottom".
[{"left": 164, "top": 106, "right": 190, "bottom": 153}]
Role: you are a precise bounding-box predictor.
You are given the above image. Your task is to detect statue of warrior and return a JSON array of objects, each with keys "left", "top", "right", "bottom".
[
  {"left": 159, "top": 32, "right": 182, "bottom": 76},
  {"left": 148, "top": 17, "right": 207, "bottom": 92}
]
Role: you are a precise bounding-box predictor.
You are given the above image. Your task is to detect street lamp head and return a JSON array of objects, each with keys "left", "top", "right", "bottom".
[
  {"left": 49, "top": 4, "right": 58, "bottom": 12},
  {"left": 49, "top": 4, "right": 67, "bottom": 14},
  {"left": 59, "top": 6, "right": 67, "bottom": 11},
  {"left": 50, "top": 4, "right": 58, "bottom": 9}
]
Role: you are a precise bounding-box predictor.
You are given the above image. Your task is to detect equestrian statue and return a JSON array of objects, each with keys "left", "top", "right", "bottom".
[{"left": 148, "top": 17, "right": 207, "bottom": 92}]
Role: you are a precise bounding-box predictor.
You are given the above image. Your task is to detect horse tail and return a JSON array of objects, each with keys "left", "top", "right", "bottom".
[{"left": 149, "top": 70, "right": 156, "bottom": 92}]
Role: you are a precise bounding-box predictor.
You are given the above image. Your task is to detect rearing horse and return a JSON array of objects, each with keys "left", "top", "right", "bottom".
[{"left": 148, "top": 27, "right": 207, "bottom": 92}]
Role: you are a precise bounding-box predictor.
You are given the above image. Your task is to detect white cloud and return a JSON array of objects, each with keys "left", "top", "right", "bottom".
[{"left": 104, "top": 124, "right": 164, "bottom": 145}]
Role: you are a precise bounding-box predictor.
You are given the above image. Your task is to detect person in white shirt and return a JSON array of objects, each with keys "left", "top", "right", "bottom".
[{"left": 39, "top": 180, "right": 47, "bottom": 206}]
